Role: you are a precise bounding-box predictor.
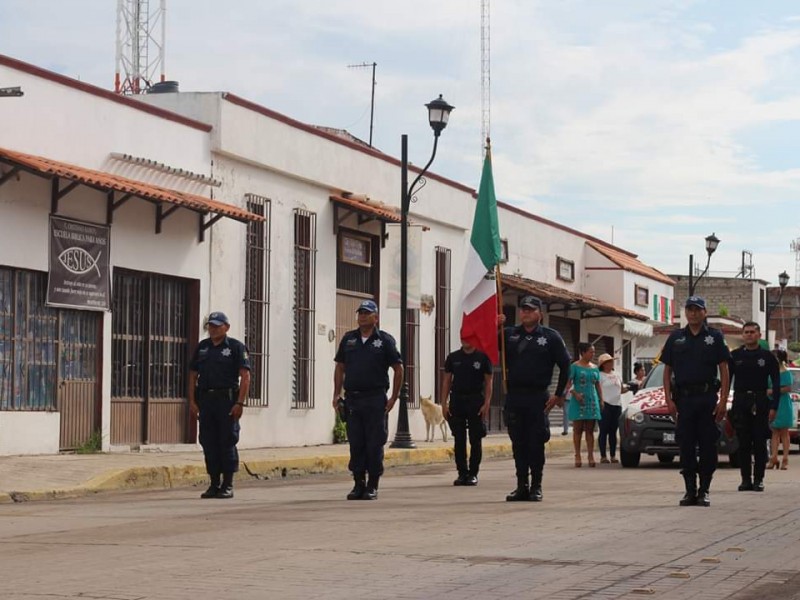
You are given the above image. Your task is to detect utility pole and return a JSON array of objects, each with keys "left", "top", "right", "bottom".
[{"left": 347, "top": 62, "right": 377, "bottom": 147}]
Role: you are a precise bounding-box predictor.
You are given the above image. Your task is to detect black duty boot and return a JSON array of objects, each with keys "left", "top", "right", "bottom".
[
  {"left": 506, "top": 479, "right": 530, "bottom": 502},
  {"left": 530, "top": 473, "right": 543, "bottom": 502},
  {"left": 738, "top": 479, "right": 753, "bottom": 492},
  {"left": 363, "top": 476, "right": 379, "bottom": 500},
  {"left": 453, "top": 473, "right": 468, "bottom": 486},
  {"left": 697, "top": 475, "right": 712, "bottom": 507},
  {"left": 464, "top": 474, "right": 478, "bottom": 486},
  {"left": 347, "top": 476, "right": 366, "bottom": 500},
  {"left": 679, "top": 471, "right": 697, "bottom": 506},
  {"left": 200, "top": 484, "right": 220, "bottom": 499},
  {"left": 216, "top": 485, "right": 234, "bottom": 499},
  {"left": 753, "top": 479, "right": 765, "bottom": 492}
]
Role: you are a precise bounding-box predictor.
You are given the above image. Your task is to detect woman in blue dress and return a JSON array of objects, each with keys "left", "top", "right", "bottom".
[
  {"left": 768, "top": 348, "right": 794, "bottom": 470},
  {"left": 565, "top": 342, "right": 604, "bottom": 467}
]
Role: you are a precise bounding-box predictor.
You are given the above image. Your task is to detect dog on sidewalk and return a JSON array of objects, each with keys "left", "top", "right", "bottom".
[{"left": 420, "top": 396, "right": 448, "bottom": 442}]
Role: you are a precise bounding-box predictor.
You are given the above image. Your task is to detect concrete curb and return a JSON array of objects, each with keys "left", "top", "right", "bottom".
[{"left": 1, "top": 437, "right": 573, "bottom": 503}]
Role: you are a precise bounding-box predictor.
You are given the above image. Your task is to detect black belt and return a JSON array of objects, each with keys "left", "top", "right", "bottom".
[
  {"left": 204, "top": 387, "right": 234, "bottom": 393},
  {"left": 451, "top": 391, "right": 483, "bottom": 400},
  {"left": 346, "top": 388, "right": 385, "bottom": 397},
  {"left": 677, "top": 382, "right": 715, "bottom": 395},
  {"left": 734, "top": 390, "right": 765, "bottom": 396}
]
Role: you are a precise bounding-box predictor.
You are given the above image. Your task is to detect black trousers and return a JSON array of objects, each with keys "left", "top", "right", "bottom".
[
  {"left": 448, "top": 395, "right": 485, "bottom": 476},
  {"left": 599, "top": 404, "right": 622, "bottom": 458},
  {"left": 198, "top": 390, "right": 241, "bottom": 476},
  {"left": 675, "top": 393, "right": 719, "bottom": 478},
  {"left": 732, "top": 392, "right": 769, "bottom": 482},
  {"left": 504, "top": 391, "right": 549, "bottom": 483},
  {"left": 345, "top": 394, "right": 388, "bottom": 481}
]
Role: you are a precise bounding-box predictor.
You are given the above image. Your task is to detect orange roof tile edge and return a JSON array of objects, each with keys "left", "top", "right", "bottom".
[
  {"left": 0, "top": 147, "right": 263, "bottom": 223},
  {"left": 502, "top": 273, "right": 648, "bottom": 321},
  {"left": 330, "top": 195, "right": 401, "bottom": 223},
  {"left": 586, "top": 241, "right": 675, "bottom": 286}
]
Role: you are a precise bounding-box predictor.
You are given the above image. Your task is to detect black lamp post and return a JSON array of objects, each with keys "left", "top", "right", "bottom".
[
  {"left": 390, "top": 94, "right": 454, "bottom": 449},
  {"left": 688, "top": 233, "right": 720, "bottom": 296},
  {"left": 765, "top": 271, "right": 790, "bottom": 346}
]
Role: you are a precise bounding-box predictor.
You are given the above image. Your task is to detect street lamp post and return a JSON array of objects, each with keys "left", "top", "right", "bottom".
[
  {"left": 765, "top": 271, "right": 790, "bottom": 347},
  {"left": 688, "top": 233, "right": 720, "bottom": 297},
  {"left": 390, "top": 94, "right": 454, "bottom": 449}
]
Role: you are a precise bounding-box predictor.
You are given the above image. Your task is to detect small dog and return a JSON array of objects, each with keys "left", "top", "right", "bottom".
[{"left": 420, "top": 396, "right": 448, "bottom": 442}]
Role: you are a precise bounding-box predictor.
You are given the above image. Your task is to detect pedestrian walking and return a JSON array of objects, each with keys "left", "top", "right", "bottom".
[
  {"left": 729, "top": 322, "right": 781, "bottom": 492},
  {"left": 661, "top": 296, "right": 731, "bottom": 507},
  {"left": 332, "top": 300, "right": 403, "bottom": 501},
  {"left": 501, "top": 295, "right": 571, "bottom": 502},
  {"left": 767, "top": 348, "right": 793, "bottom": 471},
  {"left": 188, "top": 311, "right": 251, "bottom": 499},
  {"left": 565, "top": 343, "right": 603, "bottom": 468},
  {"left": 440, "top": 339, "right": 493, "bottom": 486},
  {"left": 597, "top": 353, "right": 624, "bottom": 464}
]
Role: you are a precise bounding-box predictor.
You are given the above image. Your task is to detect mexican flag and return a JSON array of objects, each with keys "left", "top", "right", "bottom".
[{"left": 460, "top": 145, "right": 503, "bottom": 364}]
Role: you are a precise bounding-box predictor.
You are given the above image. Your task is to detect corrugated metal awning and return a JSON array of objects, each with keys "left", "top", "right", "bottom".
[
  {"left": 623, "top": 318, "right": 654, "bottom": 337},
  {"left": 0, "top": 146, "right": 264, "bottom": 241}
]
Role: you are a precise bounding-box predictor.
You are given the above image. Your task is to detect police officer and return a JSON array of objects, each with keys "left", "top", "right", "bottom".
[
  {"left": 729, "top": 322, "right": 781, "bottom": 492},
  {"left": 662, "top": 296, "right": 730, "bottom": 507},
  {"left": 440, "top": 339, "right": 493, "bottom": 486},
  {"left": 332, "top": 300, "right": 403, "bottom": 501},
  {"left": 188, "top": 311, "right": 251, "bottom": 499},
  {"left": 502, "top": 295, "right": 571, "bottom": 502}
]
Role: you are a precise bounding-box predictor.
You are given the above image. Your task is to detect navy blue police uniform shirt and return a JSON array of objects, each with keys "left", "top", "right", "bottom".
[
  {"left": 503, "top": 324, "right": 571, "bottom": 399},
  {"left": 190, "top": 336, "right": 251, "bottom": 390},
  {"left": 445, "top": 349, "right": 492, "bottom": 396},
  {"left": 660, "top": 324, "right": 730, "bottom": 386},
  {"left": 729, "top": 346, "right": 782, "bottom": 409},
  {"left": 334, "top": 328, "right": 402, "bottom": 392}
]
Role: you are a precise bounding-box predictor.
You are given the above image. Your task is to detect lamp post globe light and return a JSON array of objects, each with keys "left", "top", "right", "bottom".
[
  {"left": 391, "top": 94, "right": 455, "bottom": 449},
  {"left": 766, "top": 271, "right": 791, "bottom": 347},
  {"left": 688, "top": 232, "right": 721, "bottom": 297}
]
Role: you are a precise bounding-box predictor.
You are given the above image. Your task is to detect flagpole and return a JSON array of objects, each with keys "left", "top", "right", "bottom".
[{"left": 495, "top": 265, "right": 508, "bottom": 394}]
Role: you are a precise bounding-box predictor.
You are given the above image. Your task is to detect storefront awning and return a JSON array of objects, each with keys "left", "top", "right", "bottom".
[
  {"left": 623, "top": 318, "right": 654, "bottom": 337},
  {"left": 501, "top": 273, "right": 649, "bottom": 322},
  {"left": 0, "top": 146, "right": 264, "bottom": 242}
]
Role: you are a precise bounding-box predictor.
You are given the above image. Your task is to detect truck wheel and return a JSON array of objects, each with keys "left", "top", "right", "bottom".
[
  {"left": 657, "top": 453, "right": 675, "bottom": 464},
  {"left": 620, "top": 449, "right": 641, "bottom": 468}
]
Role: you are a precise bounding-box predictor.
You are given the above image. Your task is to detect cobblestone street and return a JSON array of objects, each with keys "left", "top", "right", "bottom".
[{"left": 2, "top": 453, "right": 800, "bottom": 599}]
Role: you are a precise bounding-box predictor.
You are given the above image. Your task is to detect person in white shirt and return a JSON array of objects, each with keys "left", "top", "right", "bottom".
[{"left": 597, "top": 353, "right": 626, "bottom": 464}]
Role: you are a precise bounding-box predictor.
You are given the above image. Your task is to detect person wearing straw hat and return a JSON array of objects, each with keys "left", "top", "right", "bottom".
[{"left": 597, "top": 353, "right": 625, "bottom": 464}]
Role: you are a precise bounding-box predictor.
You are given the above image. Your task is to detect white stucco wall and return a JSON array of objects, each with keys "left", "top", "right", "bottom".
[
  {"left": 0, "top": 412, "right": 60, "bottom": 456},
  {"left": 0, "top": 60, "right": 219, "bottom": 454}
]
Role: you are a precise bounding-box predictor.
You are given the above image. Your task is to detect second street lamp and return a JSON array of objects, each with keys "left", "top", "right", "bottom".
[
  {"left": 391, "top": 94, "right": 454, "bottom": 449},
  {"left": 765, "top": 271, "right": 790, "bottom": 347},
  {"left": 688, "top": 232, "right": 720, "bottom": 297}
]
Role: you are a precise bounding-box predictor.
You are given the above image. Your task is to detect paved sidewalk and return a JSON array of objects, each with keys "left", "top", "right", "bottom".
[{"left": 0, "top": 431, "right": 574, "bottom": 503}]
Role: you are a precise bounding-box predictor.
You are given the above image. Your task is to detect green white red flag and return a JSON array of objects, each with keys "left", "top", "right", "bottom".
[{"left": 460, "top": 145, "right": 503, "bottom": 364}]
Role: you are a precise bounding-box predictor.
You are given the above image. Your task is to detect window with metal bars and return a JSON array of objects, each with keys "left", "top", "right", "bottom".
[
  {"left": 111, "top": 270, "right": 189, "bottom": 400},
  {"left": 244, "top": 194, "right": 271, "bottom": 407},
  {"left": 434, "top": 247, "right": 451, "bottom": 404},
  {"left": 293, "top": 209, "right": 316, "bottom": 409},
  {"left": 405, "top": 308, "right": 420, "bottom": 409},
  {"left": 0, "top": 267, "right": 99, "bottom": 411}
]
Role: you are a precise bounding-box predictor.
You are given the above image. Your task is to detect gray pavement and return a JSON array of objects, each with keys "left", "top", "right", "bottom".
[{"left": 1, "top": 452, "right": 799, "bottom": 599}]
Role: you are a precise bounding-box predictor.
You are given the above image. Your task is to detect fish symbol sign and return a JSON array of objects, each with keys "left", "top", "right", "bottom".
[{"left": 58, "top": 247, "right": 102, "bottom": 277}]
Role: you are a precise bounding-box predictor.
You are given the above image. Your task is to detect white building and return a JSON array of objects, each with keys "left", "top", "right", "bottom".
[{"left": 0, "top": 53, "right": 674, "bottom": 455}]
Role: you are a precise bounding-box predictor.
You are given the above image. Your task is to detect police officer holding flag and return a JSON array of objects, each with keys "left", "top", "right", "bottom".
[{"left": 501, "top": 295, "right": 571, "bottom": 502}]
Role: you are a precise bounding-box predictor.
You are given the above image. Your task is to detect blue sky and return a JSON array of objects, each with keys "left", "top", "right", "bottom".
[{"left": 2, "top": 0, "right": 798, "bottom": 288}]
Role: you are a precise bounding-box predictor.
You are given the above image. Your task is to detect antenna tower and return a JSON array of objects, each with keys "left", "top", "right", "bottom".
[
  {"left": 480, "top": 0, "right": 491, "bottom": 157},
  {"left": 115, "top": 0, "right": 166, "bottom": 94},
  {"left": 792, "top": 237, "right": 800, "bottom": 284}
]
